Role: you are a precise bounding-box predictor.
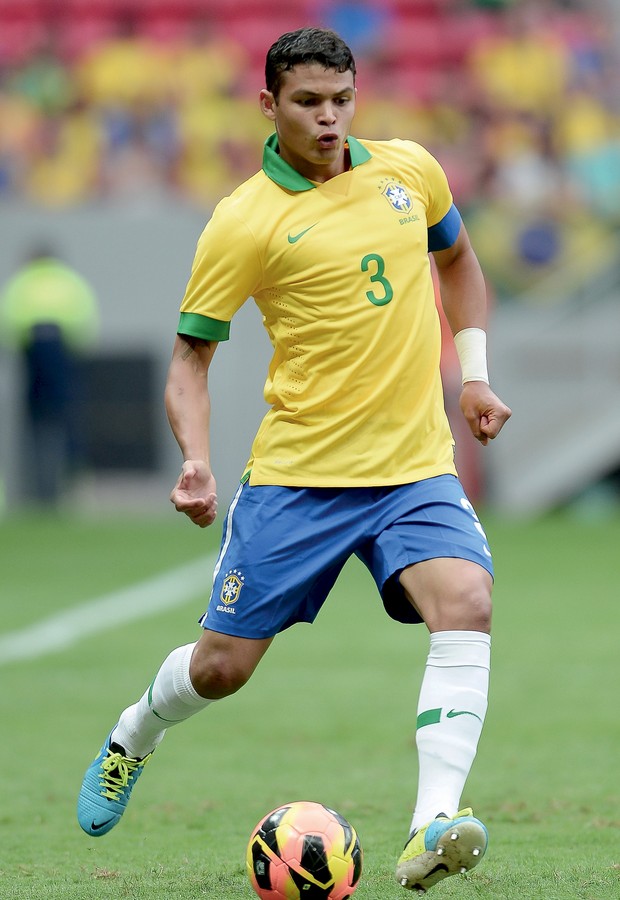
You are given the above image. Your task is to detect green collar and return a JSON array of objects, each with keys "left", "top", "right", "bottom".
[{"left": 262, "top": 133, "right": 372, "bottom": 191}]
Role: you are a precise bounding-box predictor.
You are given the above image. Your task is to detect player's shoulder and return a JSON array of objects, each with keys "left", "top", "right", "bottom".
[
  {"left": 357, "top": 137, "right": 449, "bottom": 195},
  {"left": 201, "top": 169, "right": 274, "bottom": 247},
  {"left": 357, "top": 137, "right": 437, "bottom": 166},
  {"left": 213, "top": 169, "right": 270, "bottom": 218}
]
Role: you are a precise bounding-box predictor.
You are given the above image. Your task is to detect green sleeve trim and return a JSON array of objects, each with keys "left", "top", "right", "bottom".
[{"left": 177, "top": 312, "right": 230, "bottom": 341}]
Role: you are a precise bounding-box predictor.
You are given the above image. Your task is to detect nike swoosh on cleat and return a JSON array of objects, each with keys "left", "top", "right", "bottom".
[
  {"left": 446, "top": 709, "right": 482, "bottom": 721},
  {"left": 287, "top": 224, "right": 318, "bottom": 243},
  {"left": 426, "top": 864, "right": 449, "bottom": 877},
  {"left": 90, "top": 818, "right": 115, "bottom": 831}
]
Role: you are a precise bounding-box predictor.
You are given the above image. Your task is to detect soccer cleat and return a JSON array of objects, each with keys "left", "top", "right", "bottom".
[
  {"left": 77, "top": 729, "right": 153, "bottom": 836},
  {"left": 395, "top": 808, "right": 488, "bottom": 893}
]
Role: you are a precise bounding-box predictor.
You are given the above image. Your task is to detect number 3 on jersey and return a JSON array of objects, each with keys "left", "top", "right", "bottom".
[{"left": 361, "top": 253, "right": 394, "bottom": 306}]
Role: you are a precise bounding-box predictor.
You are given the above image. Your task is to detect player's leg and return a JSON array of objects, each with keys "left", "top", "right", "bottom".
[
  {"left": 77, "top": 631, "right": 272, "bottom": 837},
  {"left": 78, "top": 482, "right": 357, "bottom": 838},
  {"left": 399, "top": 557, "right": 492, "bottom": 824},
  {"left": 114, "top": 630, "right": 273, "bottom": 758},
  {"left": 396, "top": 558, "right": 491, "bottom": 892},
  {"left": 353, "top": 475, "right": 493, "bottom": 891}
]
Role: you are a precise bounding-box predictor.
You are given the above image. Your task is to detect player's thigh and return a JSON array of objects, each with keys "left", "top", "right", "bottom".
[
  {"left": 204, "top": 483, "right": 359, "bottom": 638},
  {"left": 399, "top": 557, "right": 492, "bottom": 634},
  {"left": 357, "top": 475, "right": 494, "bottom": 626},
  {"left": 189, "top": 629, "right": 274, "bottom": 698}
]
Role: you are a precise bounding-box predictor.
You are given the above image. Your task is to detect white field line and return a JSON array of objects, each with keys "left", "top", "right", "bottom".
[{"left": 0, "top": 554, "right": 216, "bottom": 665}]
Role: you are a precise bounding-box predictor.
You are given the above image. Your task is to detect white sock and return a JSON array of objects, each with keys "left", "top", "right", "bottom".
[
  {"left": 112, "top": 642, "right": 217, "bottom": 759},
  {"left": 410, "top": 630, "right": 490, "bottom": 833}
]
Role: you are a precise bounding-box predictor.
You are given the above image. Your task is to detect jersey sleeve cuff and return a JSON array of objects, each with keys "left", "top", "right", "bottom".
[{"left": 177, "top": 312, "right": 230, "bottom": 341}]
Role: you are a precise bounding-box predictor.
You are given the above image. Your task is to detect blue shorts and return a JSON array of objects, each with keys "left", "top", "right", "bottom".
[{"left": 199, "top": 474, "right": 493, "bottom": 638}]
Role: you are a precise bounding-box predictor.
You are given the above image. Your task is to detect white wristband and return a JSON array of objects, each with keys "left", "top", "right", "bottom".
[{"left": 453, "top": 327, "right": 489, "bottom": 385}]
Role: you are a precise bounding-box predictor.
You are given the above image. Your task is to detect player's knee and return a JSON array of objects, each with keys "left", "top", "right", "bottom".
[
  {"left": 464, "top": 587, "right": 492, "bottom": 632},
  {"left": 450, "top": 566, "right": 493, "bottom": 631},
  {"left": 190, "top": 649, "right": 251, "bottom": 699},
  {"left": 434, "top": 580, "right": 492, "bottom": 633}
]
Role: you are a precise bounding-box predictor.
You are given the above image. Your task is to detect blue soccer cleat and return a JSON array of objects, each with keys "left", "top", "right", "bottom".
[{"left": 77, "top": 729, "right": 153, "bottom": 836}]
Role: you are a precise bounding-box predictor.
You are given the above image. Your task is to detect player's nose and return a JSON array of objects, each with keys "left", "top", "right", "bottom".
[{"left": 316, "top": 102, "right": 337, "bottom": 124}]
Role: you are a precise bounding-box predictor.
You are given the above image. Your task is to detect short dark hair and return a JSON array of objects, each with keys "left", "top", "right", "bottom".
[{"left": 265, "top": 27, "right": 356, "bottom": 98}]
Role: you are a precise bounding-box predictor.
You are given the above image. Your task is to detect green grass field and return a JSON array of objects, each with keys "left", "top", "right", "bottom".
[{"left": 1, "top": 510, "right": 619, "bottom": 899}]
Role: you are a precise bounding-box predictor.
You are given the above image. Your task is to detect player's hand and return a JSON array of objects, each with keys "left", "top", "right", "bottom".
[
  {"left": 170, "top": 460, "right": 218, "bottom": 527},
  {"left": 459, "top": 381, "right": 512, "bottom": 446}
]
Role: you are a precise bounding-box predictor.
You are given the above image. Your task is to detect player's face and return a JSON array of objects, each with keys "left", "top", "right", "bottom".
[{"left": 260, "top": 63, "right": 356, "bottom": 182}]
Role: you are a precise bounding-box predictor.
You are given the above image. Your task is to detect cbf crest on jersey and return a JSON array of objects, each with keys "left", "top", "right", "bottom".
[
  {"left": 381, "top": 180, "right": 413, "bottom": 214},
  {"left": 220, "top": 569, "right": 245, "bottom": 605}
]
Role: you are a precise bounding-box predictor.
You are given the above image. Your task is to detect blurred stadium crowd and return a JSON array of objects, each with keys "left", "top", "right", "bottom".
[{"left": 1, "top": 0, "right": 619, "bottom": 298}]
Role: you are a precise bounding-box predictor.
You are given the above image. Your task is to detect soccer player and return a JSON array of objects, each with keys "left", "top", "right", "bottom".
[{"left": 77, "top": 27, "right": 511, "bottom": 894}]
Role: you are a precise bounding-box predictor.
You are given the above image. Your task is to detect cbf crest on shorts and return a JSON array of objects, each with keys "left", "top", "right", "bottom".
[
  {"left": 220, "top": 569, "right": 245, "bottom": 605},
  {"left": 381, "top": 180, "right": 413, "bottom": 213}
]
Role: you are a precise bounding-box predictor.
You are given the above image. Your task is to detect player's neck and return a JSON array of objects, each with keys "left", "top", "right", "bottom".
[{"left": 280, "top": 144, "right": 351, "bottom": 184}]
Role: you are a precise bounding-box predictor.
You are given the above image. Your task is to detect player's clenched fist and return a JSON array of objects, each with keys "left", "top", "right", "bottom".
[{"left": 170, "top": 459, "right": 218, "bottom": 527}]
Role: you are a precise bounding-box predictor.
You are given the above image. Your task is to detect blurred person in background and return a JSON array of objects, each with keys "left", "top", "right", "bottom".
[
  {"left": 467, "top": 1, "right": 570, "bottom": 117},
  {"left": 462, "top": 0, "right": 619, "bottom": 299},
  {"left": 0, "top": 244, "right": 99, "bottom": 506},
  {"left": 77, "top": 27, "right": 511, "bottom": 894}
]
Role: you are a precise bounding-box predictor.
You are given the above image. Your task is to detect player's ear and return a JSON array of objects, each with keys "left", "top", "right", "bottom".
[{"left": 260, "top": 89, "right": 277, "bottom": 121}]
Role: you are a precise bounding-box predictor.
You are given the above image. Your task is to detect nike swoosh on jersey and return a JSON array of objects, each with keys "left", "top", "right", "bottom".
[{"left": 287, "top": 224, "right": 318, "bottom": 243}]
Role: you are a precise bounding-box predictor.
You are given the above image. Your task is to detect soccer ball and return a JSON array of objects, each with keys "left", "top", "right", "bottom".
[{"left": 246, "top": 800, "right": 363, "bottom": 899}]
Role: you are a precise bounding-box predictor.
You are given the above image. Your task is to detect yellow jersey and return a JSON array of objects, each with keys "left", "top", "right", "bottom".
[{"left": 178, "top": 135, "right": 460, "bottom": 487}]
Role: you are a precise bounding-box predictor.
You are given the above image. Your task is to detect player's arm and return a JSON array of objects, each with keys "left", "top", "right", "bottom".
[
  {"left": 432, "top": 221, "right": 486, "bottom": 333},
  {"left": 165, "top": 334, "right": 219, "bottom": 527},
  {"left": 432, "top": 224, "right": 512, "bottom": 445}
]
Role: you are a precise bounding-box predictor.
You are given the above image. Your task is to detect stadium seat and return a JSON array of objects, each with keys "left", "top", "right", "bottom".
[
  {"left": 210, "top": 0, "right": 310, "bottom": 13},
  {"left": 215, "top": 14, "right": 311, "bottom": 65},
  {"left": 381, "top": 64, "right": 446, "bottom": 105},
  {"left": 381, "top": 15, "right": 448, "bottom": 66},
  {"left": 57, "top": 17, "right": 119, "bottom": 62},
  {"left": 139, "top": 15, "right": 191, "bottom": 45},
  {"left": 442, "top": 10, "right": 503, "bottom": 62},
  {"left": 0, "top": 15, "right": 46, "bottom": 65}
]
